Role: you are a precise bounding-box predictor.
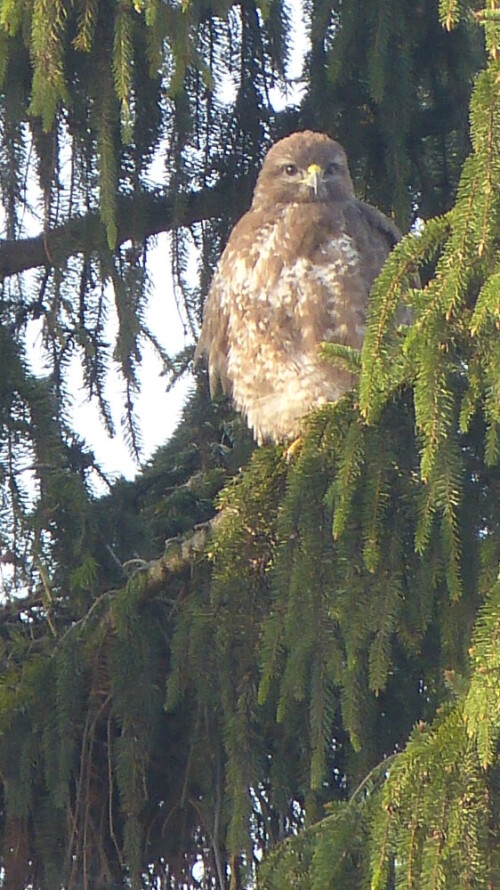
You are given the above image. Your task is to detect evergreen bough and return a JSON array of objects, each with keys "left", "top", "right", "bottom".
[{"left": 0, "top": 0, "right": 498, "bottom": 887}]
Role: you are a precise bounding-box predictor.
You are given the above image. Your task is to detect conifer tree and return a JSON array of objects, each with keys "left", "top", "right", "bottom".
[{"left": 0, "top": 0, "right": 497, "bottom": 888}]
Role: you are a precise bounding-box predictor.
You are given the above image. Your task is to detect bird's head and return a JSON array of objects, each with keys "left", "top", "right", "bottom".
[{"left": 252, "top": 131, "right": 355, "bottom": 209}]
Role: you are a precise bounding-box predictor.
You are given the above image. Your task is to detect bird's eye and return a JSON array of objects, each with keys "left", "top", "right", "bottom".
[
  {"left": 283, "top": 163, "right": 298, "bottom": 176},
  {"left": 324, "top": 161, "right": 341, "bottom": 176}
]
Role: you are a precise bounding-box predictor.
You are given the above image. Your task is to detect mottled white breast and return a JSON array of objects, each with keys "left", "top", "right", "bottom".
[{"left": 223, "top": 215, "right": 365, "bottom": 443}]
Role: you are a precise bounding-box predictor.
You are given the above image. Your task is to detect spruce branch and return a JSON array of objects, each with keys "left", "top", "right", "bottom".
[{"left": 0, "top": 179, "right": 242, "bottom": 280}]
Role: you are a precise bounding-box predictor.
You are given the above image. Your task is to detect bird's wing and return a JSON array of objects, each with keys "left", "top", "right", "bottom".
[
  {"left": 194, "top": 207, "right": 272, "bottom": 397},
  {"left": 355, "top": 200, "right": 401, "bottom": 247},
  {"left": 346, "top": 199, "right": 415, "bottom": 326},
  {"left": 344, "top": 199, "right": 401, "bottom": 288},
  {"left": 194, "top": 268, "right": 231, "bottom": 397}
]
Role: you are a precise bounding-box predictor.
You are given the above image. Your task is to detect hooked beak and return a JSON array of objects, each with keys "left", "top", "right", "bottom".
[{"left": 303, "top": 163, "right": 323, "bottom": 196}]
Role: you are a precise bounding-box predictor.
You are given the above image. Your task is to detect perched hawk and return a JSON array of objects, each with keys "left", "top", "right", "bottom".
[{"left": 195, "top": 130, "right": 401, "bottom": 444}]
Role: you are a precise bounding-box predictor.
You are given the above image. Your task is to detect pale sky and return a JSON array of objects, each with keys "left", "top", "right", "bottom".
[
  {"left": 24, "top": 0, "right": 308, "bottom": 486},
  {"left": 64, "top": 0, "right": 308, "bottom": 484},
  {"left": 66, "top": 236, "right": 193, "bottom": 481}
]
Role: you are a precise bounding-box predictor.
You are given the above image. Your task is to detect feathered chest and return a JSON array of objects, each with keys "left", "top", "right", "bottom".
[{"left": 216, "top": 204, "right": 366, "bottom": 352}]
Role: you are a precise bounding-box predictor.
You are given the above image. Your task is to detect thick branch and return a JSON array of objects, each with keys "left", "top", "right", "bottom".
[{"left": 0, "top": 181, "right": 246, "bottom": 280}]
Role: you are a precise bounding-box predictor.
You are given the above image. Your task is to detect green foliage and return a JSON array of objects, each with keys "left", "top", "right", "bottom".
[
  {"left": 262, "top": 701, "right": 498, "bottom": 890},
  {"left": 255, "top": 7, "right": 500, "bottom": 887},
  {"left": 305, "top": 0, "right": 482, "bottom": 225},
  {"left": 465, "top": 577, "right": 500, "bottom": 768},
  {"left": 439, "top": 0, "right": 462, "bottom": 31},
  {"left": 0, "top": 0, "right": 499, "bottom": 887},
  {"left": 0, "top": 0, "right": 285, "bottom": 586},
  {"left": 359, "top": 41, "right": 500, "bottom": 604},
  {"left": 29, "top": 0, "right": 69, "bottom": 129}
]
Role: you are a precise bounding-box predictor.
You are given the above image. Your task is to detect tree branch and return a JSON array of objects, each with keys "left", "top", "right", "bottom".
[{"left": 0, "top": 180, "right": 248, "bottom": 280}]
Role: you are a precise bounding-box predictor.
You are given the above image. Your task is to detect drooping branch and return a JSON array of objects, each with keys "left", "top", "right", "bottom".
[{"left": 0, "top": 179, "right": 250, "bottom": 280}]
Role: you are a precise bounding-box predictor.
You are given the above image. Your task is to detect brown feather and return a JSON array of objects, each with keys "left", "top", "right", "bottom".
[{"left": 195, "top": 131, "right": 401, "bottom": 443}]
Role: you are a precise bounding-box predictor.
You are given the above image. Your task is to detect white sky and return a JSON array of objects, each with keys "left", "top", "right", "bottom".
[
  {"left": 64, "top": 0, "right": 307, "bottom": 484},
  {"left": 65, "top": 237, "right": 193, "bottom": 481},
  {"left": 23, "top": 0, "right": 308, "bottom": 486}
]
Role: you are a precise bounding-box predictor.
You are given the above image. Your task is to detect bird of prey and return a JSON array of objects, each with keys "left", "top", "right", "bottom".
[{"left": 195, "top": 130, "right": 401, "bottom": 444}]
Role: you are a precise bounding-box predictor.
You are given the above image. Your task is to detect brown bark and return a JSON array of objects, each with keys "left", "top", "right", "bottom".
[{"left": 0, "top": 180, "right": 248, "bottom": 280}]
